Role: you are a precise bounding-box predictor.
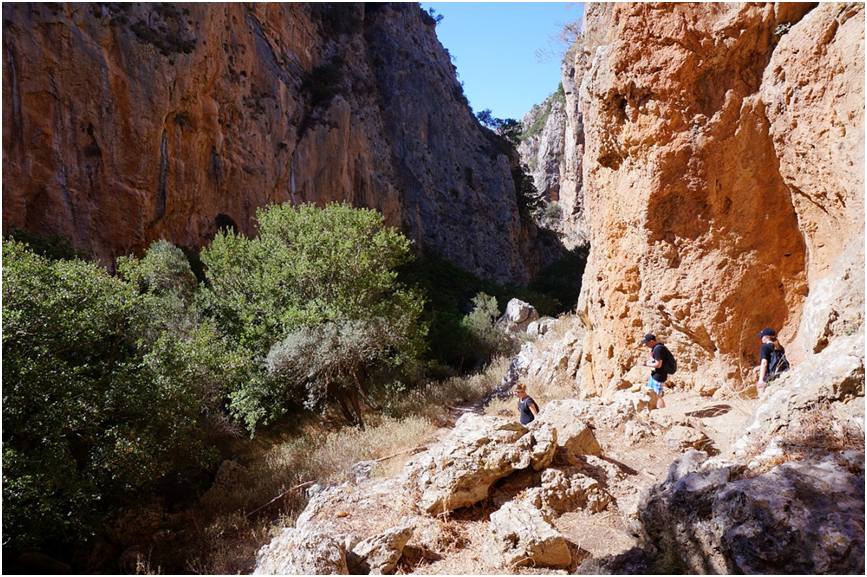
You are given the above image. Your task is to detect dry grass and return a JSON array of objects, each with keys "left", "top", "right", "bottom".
[
  {"left": 384, "top": 356, "right": 512, "bottom": 420},
  {"left": 113, "top": 358, "right": 509, "bottom": 575},
  {"left": 734, "top": 400, "right": 865, "bottom": 479}
]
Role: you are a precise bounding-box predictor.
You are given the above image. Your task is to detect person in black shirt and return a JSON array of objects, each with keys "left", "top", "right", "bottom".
[
  {"left": 514, "top": 383, "right": 539, "bottom": 425},
  {"left": 757, "top": 327, "right": 788, "bottom": 392},
  {"left": 638, "top": 333, "right": 669, "bottom": 409}
]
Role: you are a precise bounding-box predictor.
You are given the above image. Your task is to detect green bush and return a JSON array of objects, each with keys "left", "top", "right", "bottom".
[
  {"left": 2, "top": 240, "right": 228, "bottom": 549},
  {"left": 461, "top": 292, "right": 512, "bottom": 360},
  {"left": 200, "top": 202, "right": 426, "bottom": 430},
  {"left": 397, "top": 253, "right": 559, "bottom": 369},
  {"left": 3, "top": 225, "right": 89, "bottom": 261}
]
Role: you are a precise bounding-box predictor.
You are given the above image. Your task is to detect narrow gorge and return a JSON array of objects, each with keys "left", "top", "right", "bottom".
[{"left": 2, "top": 2, "right": 864, "bottom": 575}]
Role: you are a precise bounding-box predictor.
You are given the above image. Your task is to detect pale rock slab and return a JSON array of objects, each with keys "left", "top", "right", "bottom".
[
  {"left": 483, "top": 499, "right": 572, "bottom": 569},
  {"left": 253, "top": 527, "right": 348, "bottom": 575},
  {"left": 403, "top": 414, "right": 556, "bottom": 515}
]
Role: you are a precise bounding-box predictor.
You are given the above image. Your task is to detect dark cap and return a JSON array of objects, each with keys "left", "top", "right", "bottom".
[
  {"left": 640, "top": 333, "right": 656, "bottom": 344},
  {"left": 756, "top": 328, "right": 776, "bottom": 338}
]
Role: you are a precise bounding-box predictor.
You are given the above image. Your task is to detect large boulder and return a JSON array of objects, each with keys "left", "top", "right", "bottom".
[
  {"left": 639, "top": 450, "right": 865, "bottom": 574},
  {"left": 496, "top": 299, "right": 540, "bottom": 334},
  {"left": 253, "top": 528, "right": 348, "bottom": 575},
  {"left": 483, "top": 499, "right": 573, "bottom": 569},
  {"left": 525, "top": 468, "right": 612, "bottom": 515},
  {"left": 535, "top": 399, "right": 602, "bottom": 456},
  {"left": 403, "top": 414, "right": 556, "bottom": 515}
]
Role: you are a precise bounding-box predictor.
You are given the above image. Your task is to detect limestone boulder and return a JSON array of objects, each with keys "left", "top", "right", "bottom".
[
  {"left": 535, "top": 399, "right": 602, "bottom": 456},
  {"left": 403, "top": 414, "right": 556, "bottom": 515},
  {"left": 663, "top": 425, "right": 711, "bottom": 452},
  {"left": 483, "top": 499, "right": 572, "bottom": 569},
  {"left": 496, "top": 299, "right": 540, "bottom": 335},
  {"left": 525, "top": 468, "right": 612, "bottom": 515},
  {"left": 348, "top": 525, "right": 414, "bottom": 575},
  {"left": 639, "top": 451, "right": 866, "bottom": 574},
  {"left": 253, "top": 528, "right": 348, "bottom": 575}
]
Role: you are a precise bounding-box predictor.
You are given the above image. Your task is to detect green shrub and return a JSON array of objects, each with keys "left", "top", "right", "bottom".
[
  {"left": 3, "top": 225, "right": 89, "bottom": 261},
  {"left": 397, "top": 252, "right": 561, "bottom": 368},
  {"left": 2, "top": 240, "right": 226, "bottom": 549},
  {"left": 200, "top": 202, "right": 426, "bottom": 431},
  {"left": 461, "top": 292, "right": 513, "bottom": 360}
]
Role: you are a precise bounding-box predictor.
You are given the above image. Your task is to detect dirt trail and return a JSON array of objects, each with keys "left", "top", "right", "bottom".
[{"left": 401, "top": 389, "right": 758, "bottom": 575}]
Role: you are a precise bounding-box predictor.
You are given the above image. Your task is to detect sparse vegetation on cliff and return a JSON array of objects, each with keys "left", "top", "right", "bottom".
[{"left": 520, "top": 83, "right": 566, "bottom": 142}]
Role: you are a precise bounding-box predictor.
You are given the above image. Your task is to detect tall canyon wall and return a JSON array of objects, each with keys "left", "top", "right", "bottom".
[
  {"left": 2, "top": 3, "right": 556, "bottom": 284},
  {"left": 563, "top": 2, "right": 863, "bottom": 394}
]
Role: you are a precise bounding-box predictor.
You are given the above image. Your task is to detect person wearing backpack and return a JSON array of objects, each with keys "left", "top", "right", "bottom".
[
  {"left": 638, "top": 333, "right": 675, "bottom": 409},
  {"left": 757, "top": 327, "right": 789, "bottom": 392}
]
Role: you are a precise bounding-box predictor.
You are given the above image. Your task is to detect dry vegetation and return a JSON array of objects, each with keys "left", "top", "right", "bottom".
[{"left": 115, "top": 358, "right": 511, "bottom": 574}]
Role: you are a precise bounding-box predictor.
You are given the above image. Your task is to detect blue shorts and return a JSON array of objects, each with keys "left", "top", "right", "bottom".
[{"left": 647, "top": 375, "right": 664, "bottom": 395}]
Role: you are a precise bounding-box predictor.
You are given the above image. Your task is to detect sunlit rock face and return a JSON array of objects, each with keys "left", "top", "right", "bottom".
[
  {"left": 2, "top": 3, "right": 552, "bottom": 283},
  {"left": 760, "top": 2, "right": 865, "bottom": 286},
  {"left": 564, "top": 2, "right": 863, "bottom": 394}
]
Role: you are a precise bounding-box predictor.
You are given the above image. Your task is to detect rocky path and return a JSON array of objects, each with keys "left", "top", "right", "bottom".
[
  {"left": 403, "top": 389, "right": 757, "bottom": 574},
  {"left": 252, "top": 385, "right": 766, "bottom": 575}
]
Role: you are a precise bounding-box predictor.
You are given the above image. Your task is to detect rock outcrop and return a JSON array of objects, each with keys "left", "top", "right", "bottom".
[
  {"left": 639, "top": 450, "right": 865, "bottom": 574},
  {"left": 563, "top": 2, "right": 863, "bottom": 394},
  {"left": 253, "top": 527, "right": 348, "bottom": 575},
  {"left": 1, "top": 2, "right": 555, "bottom": 284},
  {"left": 495, "top": 298, "right": 540, "bottom": 336},
  {"left": 403, "top": 413, "right": 556, "bottom": 515},
  {"left": 483, "top": 499, "right": 572, "bottom": 569}
]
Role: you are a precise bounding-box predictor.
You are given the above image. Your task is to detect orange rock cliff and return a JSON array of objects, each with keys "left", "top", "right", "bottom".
[
  {"left": 3, "top": 3, "right": 863, "bottom": 395},
  {"left": 2, "top": 3, "right": 557, "bottom": 284},
  {"left": 564, "top": 2, "right": 864, "bottom": 394}
]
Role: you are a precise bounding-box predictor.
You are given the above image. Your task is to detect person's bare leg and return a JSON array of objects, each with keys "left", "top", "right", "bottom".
[{"left": 657, "top": 395, "right": 665, "bottom": 409}]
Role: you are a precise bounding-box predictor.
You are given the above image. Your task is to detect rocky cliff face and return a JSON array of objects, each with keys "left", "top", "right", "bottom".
[
  {"left": 518, "top": 87, "right": 589, "bottom": 248},
  {"left": 562, "top": 2, "right": 863, "bottom": 393},
  {"left": 518, "top": 89, "right": 566, "bottom": 204},
  {"left": 2, "top": 2, "right": 552, "bottom": 284}
]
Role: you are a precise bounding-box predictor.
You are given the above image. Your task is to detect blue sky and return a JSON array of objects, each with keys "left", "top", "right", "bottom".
[{"left": 420, "top": 2, "right": 582, "bottom": 121}]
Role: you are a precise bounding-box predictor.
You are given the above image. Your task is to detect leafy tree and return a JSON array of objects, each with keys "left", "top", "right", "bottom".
[
  {"left": 2, "top": 240, "right": 227, "bottom": 549},
  {"left": 461, "top": 292, "right": 512, "bottom": 362},
  {"left": 513, "top": 163, "right": 545, "bottom": 211},
  {"left": 118, "top": 240, "right": 249, "bottom": 411},
  {"left": 200, "top": 202, "right": 426, "bottom": 430},
  {"left": 476, "top": 110, "right": 522, "bottom": 146}
]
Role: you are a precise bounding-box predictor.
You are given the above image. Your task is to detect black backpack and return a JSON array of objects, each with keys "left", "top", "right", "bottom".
[
  {"left": 768, "top": 348, "right": 790, "bottom": 381},
  {"left": 654, "top": 344, "right": 677, "bottom": 375}
]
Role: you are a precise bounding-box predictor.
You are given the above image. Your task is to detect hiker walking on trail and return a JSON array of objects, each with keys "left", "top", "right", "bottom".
[
  {"left": 638, "top": 333, "right": 674, "bottom": 409},
  {"left": 757, "top": 327, "right": 789, "bottom": 392},
  {"left": 514, "top": 383, "right": 539, "bottom": 425}
]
